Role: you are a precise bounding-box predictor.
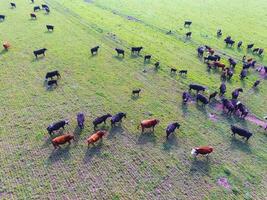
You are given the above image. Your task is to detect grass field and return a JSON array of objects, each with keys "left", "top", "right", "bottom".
[{"left": 0, "top": 0, "right": 267, "bottom": 199}]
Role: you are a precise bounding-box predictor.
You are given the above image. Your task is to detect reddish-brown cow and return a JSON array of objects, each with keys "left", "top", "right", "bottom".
[
  {"left": 191, "top": 146, "right": 213, "bottom": 157},
  {"left": 52, "top": 134, "right": 74, "bottom": 149},
  {"left": 139, "top": 119, "right": 160, "bottom": 133},
  {"left": 87, "top": 131, "right": 107, "bottom": 147}
]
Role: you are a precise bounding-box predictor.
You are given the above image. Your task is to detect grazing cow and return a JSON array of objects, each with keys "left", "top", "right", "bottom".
[
  {"left": 232, "top": 88, "right": 243, "bottom": 99},
  {"left": 170, "top": 68, "right": 177, "bottom": 74},
  {"left": 41, "top": 4, "right": 49, "bottom": 9},
  {"left": 225, "top": 68, "right": 233, "bottom": 80},
  {"left": 10, "top": 3, "right": 16, "bottom": 8},
  {"left": 186, "top": 32, "right": 192, "bottom": 38},
  {"left": 131, "top": 47, "right": 143, "bottom": 55},
  {"left": 214, "top": 61, "right": 225, "bottom": 70},
  {"left": 179, "top": 70, "right": 187, "bottom": 75},
  {"left": 77, "top": 112, "right": 85, "bottom": 129},
  {"left": 3, "top": 42, "right": 10, "bottom": 50},
  {"left": 93, "top": 114, "right": 112, "bottom": 130},
  {"left": 30, "top": 13, "right": 36, "bottom": 19},
  {"left": 231, "top": 125, "right": 252, "bottom": 141},
  {"left": 139, "top": 119, "right": 159, "bottom": 133},
  {"left": 228, "top": 58, "right": 237, "bottom": 68},
  {"left": 132, "top": 89, "right": 141, "bottom": 96},
  {"left": 144, "top": 55, "right": 151, "bottom": 62},
  {"left": 253, "top": 80, "right": 260, "bottom": 88},
  {"left": 191, "top": 146, "right": 213, "bottom": 157},
  {"left": 34, "top": 6, "right": 40, "bottom": 12},
  {"left": 52, "top": 134, "right": 74, "bottom": 149},
  {"left": 0, "top": 15, "right": 5, "bottom": 21},
  {"left": 253, "top": 48, "right": 259, "bottom": 54},
  {"left": 237, "top": 41, "right": 242, "bottom": 48},
  {"left": 115, "top": 48, "right": 124, "bottom": 57},
  {"left": 33, "top": 48, "right": 47, "bottom": 58},
  {"left": 47, "top": 120, "right": 69, "bottom": 135},
  {"left": 46, "top": 25, "right": 54, "bottom": 31},
  {"left": 189, "top": 84, "right": 206, "bottom": 93},
  {"left": 258, "top": 48, "right": 264, "bottom": 56},
  {"left": 209, "top": 91, "right": 218, "bottom": 102},
  {"left": 225, "top": 39, "right": 235, "bottom": 47},
  {"left": 47, "top": 80, "right": 58, "bottom": 88},
  {"left": 154, "top": 62, "right": 160, "bottom": 69},
  {"left": 222, "top": 98, "right": 235, "bottom": 115},
  {"left": 111, "top": 112, "right": 126, "bottom": 127},
  {"left": 247, "top": 44, "right": 254, "bottom": 49},
  {"left": 91, "top": 46, "right": 99, "bottom": 55},
  {"left": 208, "top": 48, "right": 215, "bottom": 55},
  {"left": 236, "top": 102, "right": 249, "bottom": 118},
  {"left": 243, "top": 62, "right": 251, "bottom": 70},
  {"left": 197, "top": 46, "right": 205, "bottom": 57},
  {"left": 196, "top": 94, "right": 209, "bottom": 105},
  {"left": 221, "top": 70, "right": 227, "bottom": 81},
  {"left": 166, "top": 122, "right": 180, "bottom": 138},
  {"left": 204, "top": 55, "right": 220, "bottom": 62},
  {"left": 87, "top": 131, "right": 107, "bottom": 147},
  {"left": 182, "top": 91, "right": 190, "bottom": 104},
  {"left": 45, "top": 8, "right": 50, "bottom": 14},
  {"left": 217, "top": 29, "right": 222, "bottom": 37},
  {"left": 184, "top": 21, "right": 192, "bottom": 27},
  {"left": 45, "top": 70, "right": 60, "bottom": 80},
  {"left": 240, "top": 69, "right": 247, "bottom": 80},
  {"left": 219, "top": 83, "right": 226, "bottom": 95}
]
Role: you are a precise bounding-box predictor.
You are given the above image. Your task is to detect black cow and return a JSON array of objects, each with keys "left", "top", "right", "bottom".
[
  {"left": 10, "top": 3, "right": 16, "bottom": 8},
  {"left": 166, "top": 122, "right": 180, "bottom": 139},
  {"left": 240, "top": 69, "right": 247, "bottom": 80},
  {"left": 46, "top": 25, "right": 54, "bottom": 31},
  {"left": 110, "top": 112, "right": 126, "bottom": 127},
  {"left": 0, "top": 15, "right": 5, "bottom": 21},
  {"left": 41, "top": 4, "right": 49, "bottom": 9},
  {"left": 45, "top": 8, "right": 50, "bottom": 14},
  {"left": 253, "top": 80, "right": 260, "bottom": 88},
  {"left": 189, "top": 84, "right": 206, "bottom": 93},
  {"left": 34, "top": 6, "right": 40, "bottom": 12},
  {"left": 33, "top": 48, "right": 47, "bottom": 58},
  {"left": 154, "top": 62, "right": 160, "bottom": 69},
  {"left": 247, "top": 44, "right": 254, "bottom": 49},
  {"left": 231, "top": 125, "right": 252, "bottom": 141},
  {"left": 217, "top": 29, "right": 222, "bottom": 37},
  {"left": 225, "top": 68, "right": 233, "bottom": 80},
  {"left": 182, "top": 91, "right": 190, "bottom": 104},
  {"left": 204, "top": 55, "right": 220, "bottom": 62},
  {"left": 253, "top": 48, "right": 259, "bottom": 54},
  {"left": 170, "top": 68, "right": 177, "bottom": 74},
  {"left": 93, "top": 114, "right": 112, "bottom": 130},
  {"left": 47, "top": 80, "right": 57, "bottom": 88},
  {"left": 237, "top": 41, "right": 242, "bottom": 48},
  {"left": 222, "top": 98, "right": 235, "bottom": 115},
  {"left": 196, "top": 94, "right": 209, "bottom": 105},
  {"left": 47, "top": 120, "right": 69, "bottom": 135},
  {"left": 219, "top": 83, "right": 226, "bottom": 95},
  {"left": 45, "top": 70, "right": 60, "bottom": 80},
  {"left": 186, "top": 32, "right": 192, "bottom": 38},
  {"left": 197, "top": 46, "right": 205, "bottom": 57},
  {"left": 131, "top": 47, "right": 143, "bottom": 55},
  {"left": 179, "top": 70, "right": 187, "bottom": 75},
  {"left": 115, "top": 48, "right": 124, "bottom": 57},
  {"left": 184, "top": 21, "right": 192, "bottom": 27},
  {"left": 144, "top": 55, "right": 151, "bottom": 62},
  {"left": 132, "top": 89, "right": 141, "bottom": 96},
  {"left": 209, "top": 91, "right": 218, "bottom": 102},
  {"left": 258, "top": 48, "right": 264, "bottom": 56},
  {"left": 91, "top": 46, "right": 99, "bottom": 55},
  {"left": 30, "top": 13, "right": 36, "bottom": 19},
  {"left": 228, "top": 58, "right": 237, "bottom": 68},
  {"left": 225, "top": 39, "right": 235, "bottom": 47},
  {"left": 232, "top": 88, "right": 243, "bottom": 99},
  {"left": 236, "top": 102, "right": 249, "bottom": 118}
]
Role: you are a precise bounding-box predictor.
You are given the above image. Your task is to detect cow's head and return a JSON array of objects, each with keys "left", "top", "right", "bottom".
[
  {"left": 191, "top": 148, "right": 197, "bottom": 156},
  {"left": 65, "top": 119, "right": 70, "bottom": 125}
]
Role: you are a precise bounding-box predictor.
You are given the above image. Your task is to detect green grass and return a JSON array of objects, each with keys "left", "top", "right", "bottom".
[{"left": 0, "top": 0, "right": 267, "bottom": 199}]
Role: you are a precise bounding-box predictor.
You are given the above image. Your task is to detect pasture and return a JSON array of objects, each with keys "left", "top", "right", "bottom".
[{"left": 0, "top": 0, "right": 267, "bottom": 199}]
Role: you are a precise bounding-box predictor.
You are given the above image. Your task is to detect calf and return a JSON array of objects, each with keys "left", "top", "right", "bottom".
[
  {"left": 52, "top": 134, "right": 74, "bottom": 149},
  {"left": 228, "top": 57, "right": 237, "bottom": 68},
  {"left": 132, "top": 89, "right": 141, "bottom": 96},
  {"left": 115, "top": 48, "right": 124, "bottom": 57},
  {"left": 184, "top": 21, "right": 192, "bottom": 27},
  {"left": 197, "top": 46, "right": 205, "bottom": 57},
  {"left": 186, "top": 32, "right": 192, "bottom": 38},
  {"left": 182, "top": 91, "right": 190, "bottom": 104},
  {"left": 247, "top": 44, "right": 254, "bottom": 49},
  {"left": 217, "top": 29, "right": 222, "bottom": 37},
  {"left": 253, "top": 80, "right": 260, "bottom": 88},
  {"left": 34, "top": 6, "right": 40, "bottom": 12},
  {"left": 10, "top": 3, "right": 16, "bottom": 8},
  {"left": 232, "top": 88, "right": 243, "bottom": 99},
  {"left": 77, "top": 112, "right": 85, "bottom": 129},
  {"left": 33, "top": 48, "right": 47, "bottom": 58},
  {"left": 154, "top": 62, "right": 160, "bottom": 69},
  {"left": 3, "top": 42, "right": 10, "bottom": 50},
  {"left": 196, "top": 94, "right": 209, "bottom": 105},
  {"left": 222, "top": 98, "right": 235, "bottom": 115},
  {"left": 179, "top": 70, "right": 187, "bottom": 75},
  {"left": 47, "top": 120, "right": 69, "bottom": 135},
  {"left": 87, "top": 131, "right": 106, "bottom": 147},
  {"left": 111, "top": 112, "right": 126, "bottom": 127},
  {"left": 166, "top": 122, "right": 180, "bottom": 138},
  {"left": 139, "top": 119, "right": 159, "bottom": 133},
  {"left": 240, "top": 69, "right": 247, "bottom": 80},
  {"left": 45, "top": 70, "right": 60, "bottom": 80},
  {"left": 131, "top": 47, "right": 143, "bottom": 55},
  {"left": 170, "top": 68, "right": 177, "bottom": 74},
  {"left": 45, "top": 8, "right": 50, "bottom": 14},
  {"left": 47, "top": 80, "right": 58, "bottom": 88},
  {"left": 219, "top": 83, "right": 226, "bottom": 95},
  {"left": 237, "top": 41, "right": 242, "bottom": 48},
  {"left": 46, "top": 25, "right": 54, "bottom": 31},
  {"left": 30, "top": 13, "right": 36, "bottom": 19},
  {"left": 231, "top": 125, "right": 252, "bottom": 141},
  {"left": 189, "top": 84, "right": 206, "bottom": 93},
  {"left": 93, "top": 114, "right": 112, "bottom": 130},
  {"left": 226, "top": 68, "right": 234, "bottom": 80},
  {"left": 144, "top": 55, "right": 151, "bottom": 62},
  {"left": 0, "top": 15, "right": 5, "bottom": 21},
  {"left": 91, "top": 46, "right": 99, "bottom": 55},
  {"left": 209, "top": 91, "right": 218, "bottom": 102},
  {"left": 191, "top": 146, "right": 213, "bottom": 157}
]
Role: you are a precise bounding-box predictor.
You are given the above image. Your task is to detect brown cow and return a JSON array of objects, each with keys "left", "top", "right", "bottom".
[
  {"left": 87, "top": 131, "right": 106, "bottom": 147},
  {"left": 191, "top": 146, "right": 213, "bottom": 157},
  {"left": 3, "top": 42, "right": 10, "bottom": 50},
  {"left": 52, "top": 134, "right": 74, "bottom": 149},
  {"left": 139, "top": 119, "right": 159, "bottom": 133},
  {"left": 213, "top": 61, "right": 225, "bottom": 70}
]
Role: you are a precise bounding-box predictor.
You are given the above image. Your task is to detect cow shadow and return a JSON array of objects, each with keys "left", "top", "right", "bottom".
[
  {"left": 189, "top": 157, "right": 211, "bottom": 176},
  {"left": 230, "top": 137, "right": 252, "bottom": 153},
  {"left": 42, "top": 137, "right": 52, "bottom": 148},
  {"left": 113, "top": 55, "right": 124, "bottom": 61},
  {"left": 181, "top": 102, "right": 188, "bottom": 117},
  {"left": 108, "top": 126, "right": 123, "bottom": 139},
  {"left": 83, "top": 142, "right": 103, "bottom": 163},
  {"left": 0, "top": 49, "right": 8, "bottom": 55},
  {"left": 137, "top": 132, "right": 157, "bottom": 145},
  {"left": 47, "top": 145, "right": 71, "bottom": 164},
  {"left": 73, "top": 125, "right": 82, "bottom": 145},
  {"left": 31, "top": 56, "right": 45, "bottom": 62},
  {"left": 130, "top": 54, "right": 141, "bottom": 59},
  {"left": 131, "top": 95, "right": 140, "bottom": 101},
  {"left": 162, "top": 134, "right": 178, "bottom": 151},
  {"left": 196, "top": 103, "right": 208, "bottom": 118},
  {"left": 170, "top": 72, "right": 177, "bottom": 77},
  {"left": 44, "top": 30, "right": 53, "bottom": 34}
]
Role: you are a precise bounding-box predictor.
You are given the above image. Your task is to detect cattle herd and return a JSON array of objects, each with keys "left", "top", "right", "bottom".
[{"left": 1, "top": 1, "right": 267, "bottom": 159}]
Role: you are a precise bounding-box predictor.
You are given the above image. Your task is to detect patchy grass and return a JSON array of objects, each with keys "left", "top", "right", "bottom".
[{"left": 0, "top": 0, "right": 266, "bottom": 199}]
